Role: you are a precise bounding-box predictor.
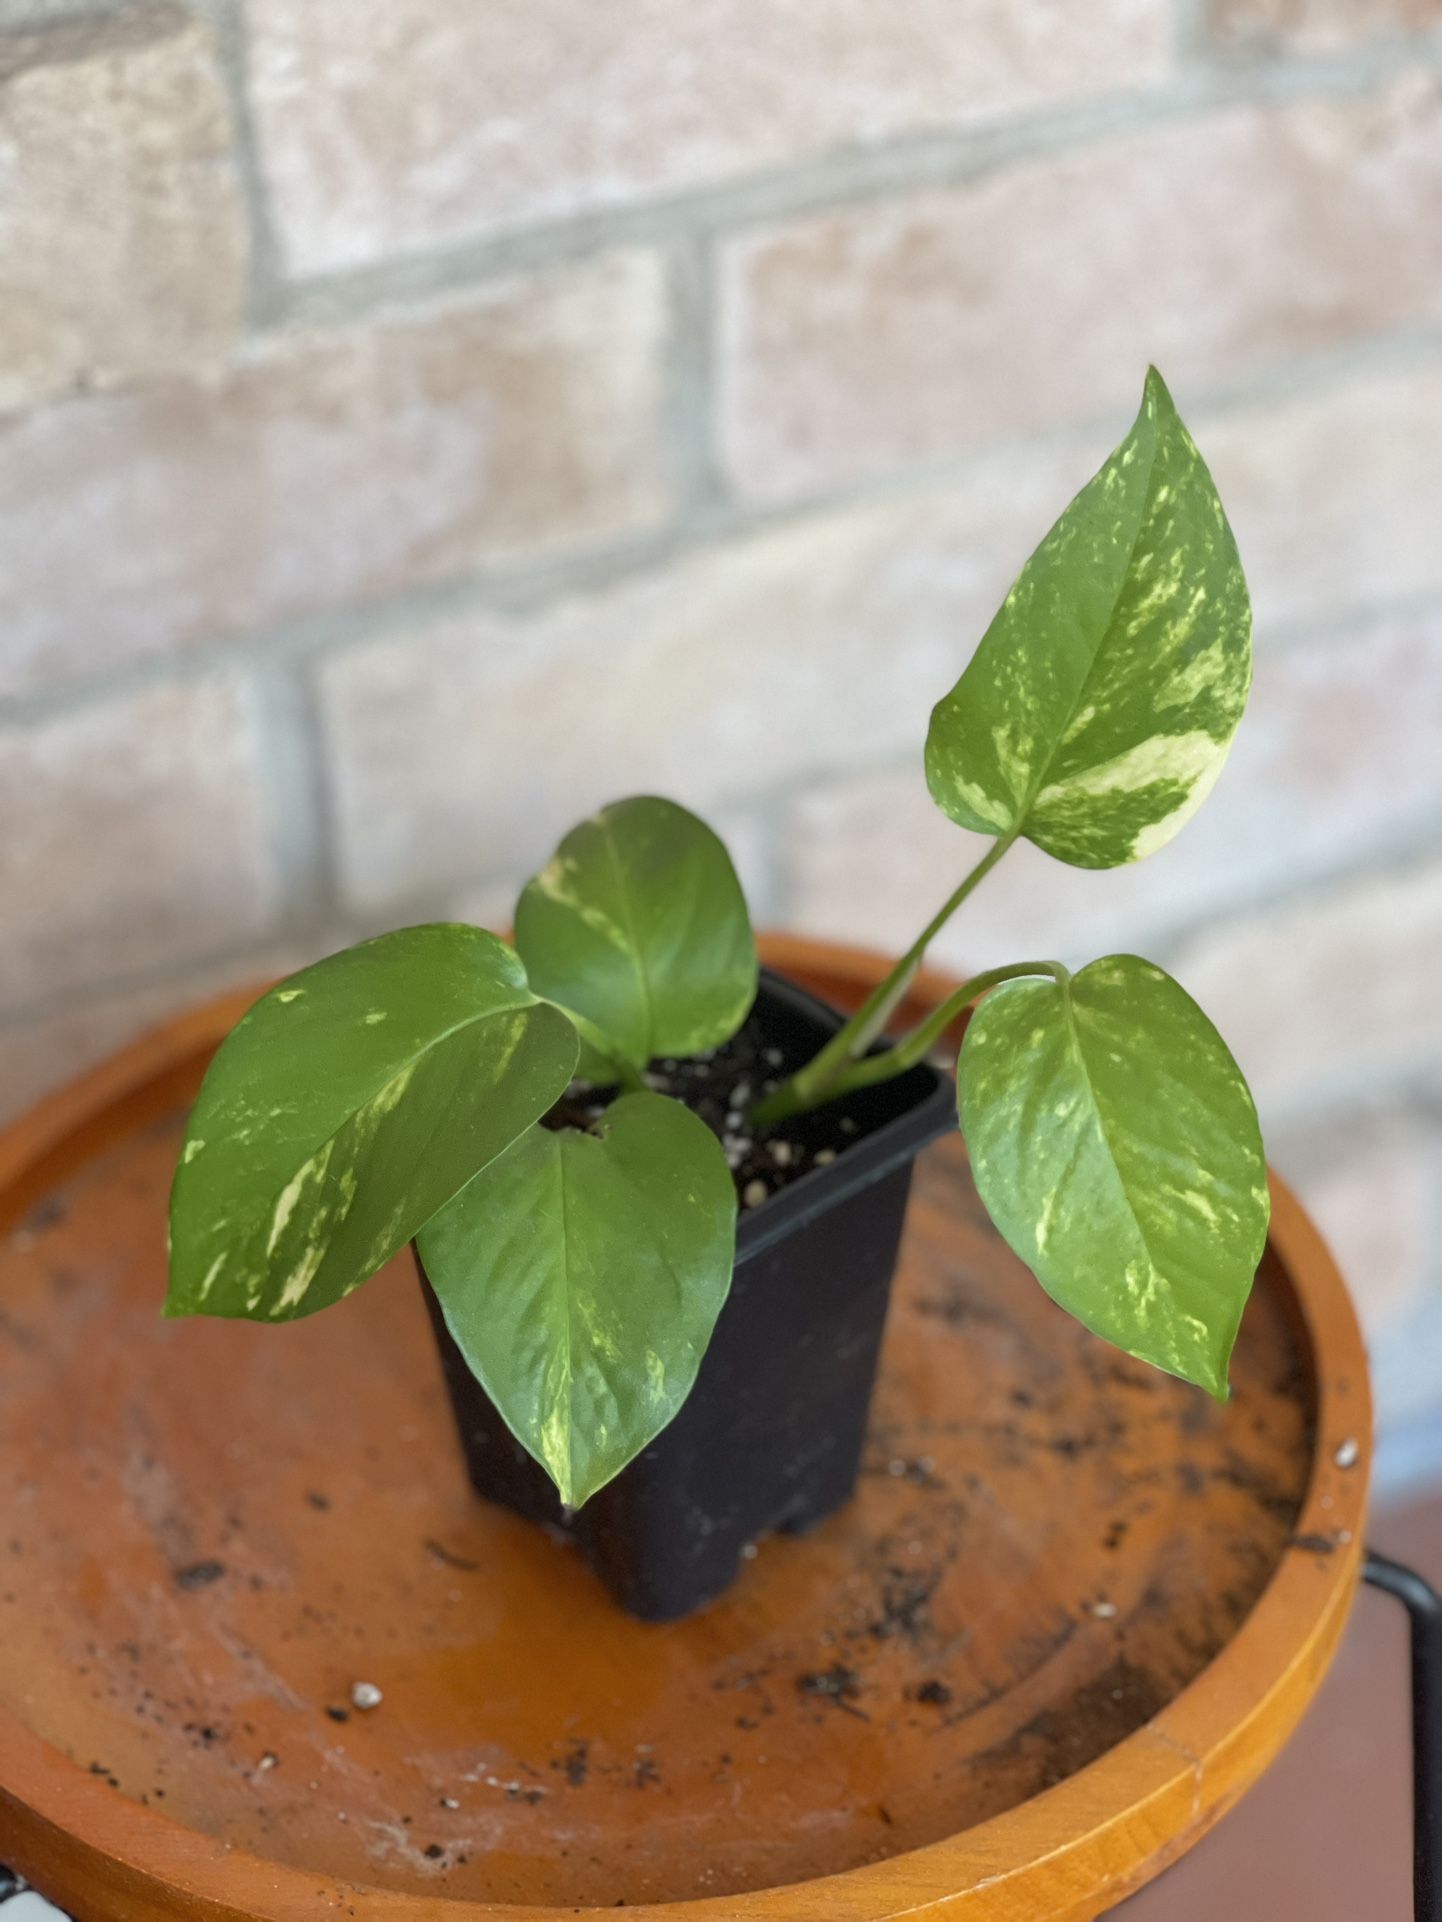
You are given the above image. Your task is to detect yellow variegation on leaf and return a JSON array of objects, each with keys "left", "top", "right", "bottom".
[
  {"left": 418, "top": 1091, "right": 736, "bottom": 1508},
  {"left": 515, "top": 795, "right": 757, "bottom": 1080},
  {"left": 926, "top": 368, "right": 1252, "bottom": 869},
  {"left": 163, "top": 359, "right": 1283, "bottom": 1512},
  {"left": 958, "top": 955, "right": 1270, "bottom": 1397},
  {"left": 167, "top": 926, "right": 577, "bottom": 1323}
]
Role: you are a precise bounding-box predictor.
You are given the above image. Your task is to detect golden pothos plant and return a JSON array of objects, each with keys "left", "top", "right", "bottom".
[{"left": 169, "top": 368, "right": 1268, "bottom": 1508}]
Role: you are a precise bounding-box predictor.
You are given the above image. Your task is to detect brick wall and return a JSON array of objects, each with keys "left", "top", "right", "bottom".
[{"left": 2, "top": 0, "right": 1440, "bottom": 1483}]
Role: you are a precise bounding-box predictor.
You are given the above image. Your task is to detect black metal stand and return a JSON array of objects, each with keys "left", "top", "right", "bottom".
[{"left": 1365, "top": 1551, "right": 1442, "bottom": 1922}]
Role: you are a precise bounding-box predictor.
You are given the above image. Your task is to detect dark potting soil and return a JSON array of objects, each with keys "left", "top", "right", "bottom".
[{"left": 543, "top": 1011, "right": 861, "bottom": 1212}]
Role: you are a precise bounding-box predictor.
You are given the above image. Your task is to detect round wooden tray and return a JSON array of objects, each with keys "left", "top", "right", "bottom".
[{"left": 0, "top": 936, "right": 1371, "bottom": 1922}]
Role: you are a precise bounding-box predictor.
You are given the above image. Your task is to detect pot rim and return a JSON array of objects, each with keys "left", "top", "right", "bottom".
[{"left": 735, "top": 965, "right": 954, "bottom": 1260}]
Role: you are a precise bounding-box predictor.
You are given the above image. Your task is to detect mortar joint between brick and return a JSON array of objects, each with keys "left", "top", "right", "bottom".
[
  {"left": 246, "top": 657, "right": 339, "bottom": 932},
  {"left": 743, "top": 788, "right": 799, "bottom": 932},
  {"left": 191, "top": 0, "right": 291, "bottom": 331},
  {"left": 3, "top": 330, "right": 1442, "bottom": 729},
  {"left": 0, "top": 931, "right": 283, "bottom": 1034},
  {"left": 0, "top": 0, "right": 134, "bottom": 31},
  {"left": 1170, "top": 0, "right": 1216, "bottom": 71},
  {"left": 1171, "top": 814, "right": 1442, "bottom": 952},
  {"left": 253, "top": 42, "right": 1442, "bottom": 341},
  {"left": 1256, "top": 1055, "right": 1442, "bottom": 1141},
  {"left": 1399, "top": 1111, "right": 1442, "bottom": 1310},
  {"left": 0, "top": 871, "right": 484, "bottom": 1034},
  {"left": 1262, "top": 589, "right": 1442, "bottom": 659},
  {"left": 662, "top": 231, "right": 732, "bottom": 525},
  {"left": 329, "top": 766, "right": 810, "bottom": 938}
]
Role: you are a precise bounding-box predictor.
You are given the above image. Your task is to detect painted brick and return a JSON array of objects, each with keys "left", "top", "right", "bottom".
[
  {"left": 1275, "top": 1110, "right": 1442, "bottom": 1429},
  {"left": 0, "top": 934, "right": 340, "bottom": 1130},
  {"left": 443, "top": 798, "right": 784, "bottom": 938},
  {"left": 719, "top": 78, "right": 1442, "bottom": 501},
  {"left": 1200, "top": 366, "right": 1442, "bottom": 631},
  {"left": 245, "top": 0, "right": 1170, "bottom": 273},
  {"left": 785, "top": 606, "right": 1442, "bottom": 968},
  {"left": 1207, "top": 0, "right": 1442, "bottom": 58},
  {"left": 1168, "top": 857, "right": 1442, "bottom": 1118},
  {"left": 0, "top": 680, "right": 280, "bottom": 1008},
  {"left": 318, "top": 445, "right": 1093, "bottom": 910},
  {"left": 0, "top": 5, "right": 246, "bottom": 412},
  {"left": 0, "top": 252, "right": 668, "bottom": 696}
]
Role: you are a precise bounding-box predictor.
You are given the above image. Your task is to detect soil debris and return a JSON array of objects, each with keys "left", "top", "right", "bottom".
[
  {"left": 424, "top": 1537, "right": 480, "bottom": 1571},
  {"left": 1292, "top": 1530, "right": 1341, "bottom": 1554},
  {"left": 174, "top": 1559, "right": 225, "bottom": 1591},
  {"left": 796, "top": 1662, "right": 868, "bottom": 1718}
]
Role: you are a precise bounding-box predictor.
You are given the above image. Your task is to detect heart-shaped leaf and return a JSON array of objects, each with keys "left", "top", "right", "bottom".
[
  {"left": 168, "top": 926, "right": 578, "bottom": 1322},
  {"left": 958, "top": 955, "right": 1269, "bottom": 1396},
  {"left": 926, "top": 367, "right": 1251, "bottom": 869},
  {"left": 514, "top": 796, "right": 757, "bottom": 1077},
  {"left": 417, "top": 1091, "right": 737, "bottom": 1508}
]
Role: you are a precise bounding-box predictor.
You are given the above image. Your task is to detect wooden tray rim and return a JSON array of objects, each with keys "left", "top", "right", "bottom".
[{"left": 0, "top": 934, "right": 1373, "bottom": 1922}]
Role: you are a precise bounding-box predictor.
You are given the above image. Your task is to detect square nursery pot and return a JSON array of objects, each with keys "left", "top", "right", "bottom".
[{"left": 414, "top": 967, "right": 955, "bottom": 1622}]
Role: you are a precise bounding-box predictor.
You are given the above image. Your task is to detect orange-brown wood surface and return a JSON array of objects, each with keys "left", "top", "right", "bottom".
[{"left": 0, "top": 936, "right": 1371, "bottom": 1921}]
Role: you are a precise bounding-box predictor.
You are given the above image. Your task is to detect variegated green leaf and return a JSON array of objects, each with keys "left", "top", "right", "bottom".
[
  {"left": 958, "top": 955, "right": 1269, "bottom": 1396},
  {"left": 168, "top": 926, "right": 578, "bottom": 1322},
  {"left": 514, "top": 795, "right": 757, "bottom": 1077},
  {"left": 926, "top": 367, "right": 1251, "bottom": 869},
  {"left": 418, "top": 1091, "right": 736, "bottom": 1508}
]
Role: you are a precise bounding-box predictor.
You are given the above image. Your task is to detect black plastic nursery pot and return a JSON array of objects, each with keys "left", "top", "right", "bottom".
[{"left": 414, "top": 967, "right": 956, "bottom": 1622}]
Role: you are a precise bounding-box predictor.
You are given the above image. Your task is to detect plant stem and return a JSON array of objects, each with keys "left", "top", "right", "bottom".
[
  {"left": 753, "top": 828, "right": 1019, "bottom": 1124},
  {"left": 752, "top": 959, "right": 1067, "bottom": 1124}
]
